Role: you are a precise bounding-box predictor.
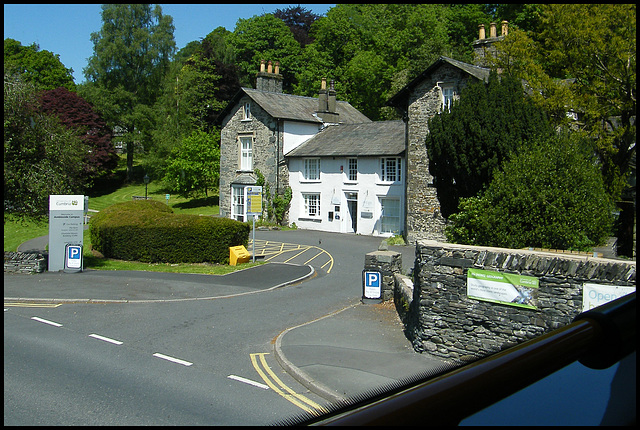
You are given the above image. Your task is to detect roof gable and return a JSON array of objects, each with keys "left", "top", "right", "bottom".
[
  {"left": 386, "top": 56, "right": 490, "bottom": 109},
  {"left": 286, "top": 120, "right": 405, "bottom": 157}
]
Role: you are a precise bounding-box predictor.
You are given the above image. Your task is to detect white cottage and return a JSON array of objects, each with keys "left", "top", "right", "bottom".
[{"left": 286, "top": 121, "right": 405, "bottom": 236}]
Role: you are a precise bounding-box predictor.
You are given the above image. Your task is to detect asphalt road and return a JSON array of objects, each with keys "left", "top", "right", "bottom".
[{"left": 4, "top": 230, "right": 412, "bottom": 425}]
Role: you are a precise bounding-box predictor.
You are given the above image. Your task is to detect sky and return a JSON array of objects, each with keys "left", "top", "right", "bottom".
[{"left": 4, "top": 3, "right": 335, "bottom": 84}]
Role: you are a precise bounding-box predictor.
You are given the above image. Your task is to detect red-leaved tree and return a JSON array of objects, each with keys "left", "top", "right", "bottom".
[{"left": 39, "top": 87, "right": 118, "bottom": 184}]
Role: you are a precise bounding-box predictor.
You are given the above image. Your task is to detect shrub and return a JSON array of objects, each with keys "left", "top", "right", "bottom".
[
  {"left": 446, "top": 132, "right": 615, "bottom": 251},
  {"left": 90, "top": 200, "right": 249, "bottom": 264}
]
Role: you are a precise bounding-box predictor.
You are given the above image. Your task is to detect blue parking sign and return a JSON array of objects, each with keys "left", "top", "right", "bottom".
[
  {"left": 65, "top": 244, "right": 83, "bottom": 271},
  {"left": 363, "top": 271, "right": 381, "bottom": 299}
]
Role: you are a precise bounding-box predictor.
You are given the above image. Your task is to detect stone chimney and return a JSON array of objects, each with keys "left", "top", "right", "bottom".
[
  {"left": 255, "top": 60, "right": 283, "bottom": 93},
  {"left": 472, "top": 21, "right": 508, "bottom": 67},
  {"left": 316, "top": 78, "right": 339, "bottom": 123}
]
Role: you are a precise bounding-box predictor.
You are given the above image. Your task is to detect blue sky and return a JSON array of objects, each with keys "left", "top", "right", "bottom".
[{"left": 4, "top": 4, "right": 335, "bottom": 84}]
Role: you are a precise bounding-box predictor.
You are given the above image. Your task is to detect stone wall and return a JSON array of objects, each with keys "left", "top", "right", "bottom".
[
  {"left": 4, "top": 251, "right": 47, "bottom": 274},
  {"left": 401, "top": 240, "right": 636, "bottom": 363}
]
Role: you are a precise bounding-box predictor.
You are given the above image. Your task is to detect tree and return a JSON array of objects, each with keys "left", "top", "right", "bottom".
[
  {"left": 274, "top": 5, "right": 321, "bottom": 47},
  {"left": 83, "top": 4, "right": 175, "bottom": 182},
  {"left": 539, "top": 4, "right": 636, "bottom": 202},
  {"left": 229, "top": 13, "right": 301, "bottom": 92},
  {"left": 163, "top": 130, "right": 220, "bottom": 198},
  {"left": 4, "top": 38, "right": 75, "bottom": 91},
  {"left": 426, "top": 71, "right": 554, "bottom": 216},
  {"left": 39, "top": 87, "right": 118, "bottom": 187},
  {"left": 446, "top": 132, "right": 615, "bottom": 251},
  {"left": 4, "top": 75, "right": 86, "bottom": 216},
  {"left": 295, "top": 4, "right": 487, "bottom": 120}
]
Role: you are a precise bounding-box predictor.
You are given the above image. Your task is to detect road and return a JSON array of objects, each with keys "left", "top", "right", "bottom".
[{"left": 4, "top": 230, "right": 409, "bottom": 425}]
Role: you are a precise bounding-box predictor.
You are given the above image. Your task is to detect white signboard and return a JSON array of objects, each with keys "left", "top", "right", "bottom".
[
  {"left": 467, "top": 268, "right": 539, "bottom": 309},
  {"left": 582, "top": 283, "right": 635, "bottom": 312},
  {"left": 49, "top": 195, "right": 85, "bottom": 272}
]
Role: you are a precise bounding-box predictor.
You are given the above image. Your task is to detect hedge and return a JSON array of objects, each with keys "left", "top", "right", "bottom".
[{"left": 89, "top": 200, "right": 249, "bottom": 264}]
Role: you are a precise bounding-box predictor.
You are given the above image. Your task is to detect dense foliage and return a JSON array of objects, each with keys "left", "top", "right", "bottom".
[
  {"left": 39, "top": 87, "right": 118, "bottom": 185},
  {"left": 163, "top": 130, "right": 220, "bottom": 198},
  {"left": 3, "top": 38, "right": 75, "bottom": 91},
  {"left": 446, "top": 132, "right": 615, "bottom": 251},
  {"left": 4, "top": 75, "right": 86, "bottom": 216},
  {"left": 426, "top": 71, "right": 553, "bottom": 217}
]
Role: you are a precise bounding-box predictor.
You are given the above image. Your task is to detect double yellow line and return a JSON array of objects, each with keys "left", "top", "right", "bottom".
[
  {"left": 250, "top": 352, "right": 328, "bottom": 416},
  {"left": 4, "top": 302, "right": 62, "bottom": 308}
]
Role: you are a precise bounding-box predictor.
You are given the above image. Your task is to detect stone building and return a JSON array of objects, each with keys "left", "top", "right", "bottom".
[
  {"left": 217, "top": 60, "right": 369, "bottom": 221},
  {"left": 386, "top": 56, "right": 492, "bottom": 243}
]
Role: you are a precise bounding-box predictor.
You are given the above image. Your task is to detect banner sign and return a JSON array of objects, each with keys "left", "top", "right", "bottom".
[
  {"left": 582, "top": 283, "right": 635, "bottom": 312},
  {"left": 467, "top": 268, "right": 539, "bottom": 309}
]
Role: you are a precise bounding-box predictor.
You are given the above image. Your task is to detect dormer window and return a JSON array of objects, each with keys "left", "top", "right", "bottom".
[{"left": 243, "top": 102, "right": 251, "bottom": 120}]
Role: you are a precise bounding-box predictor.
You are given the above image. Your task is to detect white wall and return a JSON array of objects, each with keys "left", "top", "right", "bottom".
[
  {"left": 288, "top": 156, "right": 404, "bottom": 237},
  {"left": 282, "top": 121, "right": 321, "bottom": 155}
]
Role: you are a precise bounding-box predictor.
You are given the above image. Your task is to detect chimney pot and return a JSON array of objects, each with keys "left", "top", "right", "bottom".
[
  {"left": 267, "top": 60, "right": 273, "bottom": 74},
  {"left": 321, "top": 77, "right": 327, "bottom": 90},
  {"left": 501, "top": 20, "right": 508, "bottom": 36},
  {"left": 274, "top": 61, "right": 280, "bottom": 75},
  {"left": 478, "top": 24, "right": 485, "bottom": 40},
  {"left": 490, "top": 22, "right": 497, "bottom": 38}
]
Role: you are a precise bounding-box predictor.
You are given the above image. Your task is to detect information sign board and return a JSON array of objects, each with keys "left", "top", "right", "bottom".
[
  {"left": 49, "top": 195, "right": 84, "bottom": 272},
  {"left": 246, "top": 186, "right": 263, "bottom": 216}
]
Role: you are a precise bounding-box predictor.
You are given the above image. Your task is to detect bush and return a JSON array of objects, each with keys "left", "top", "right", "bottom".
[
  {"left": 90, "top": 200, "right": 249, "bottom": 264},
  {"left": 446, "top": 132, "right": 615, "bottom": 251}
]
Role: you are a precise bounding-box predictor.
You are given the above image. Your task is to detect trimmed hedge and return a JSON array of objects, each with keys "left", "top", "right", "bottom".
[{"left": 89, "top": 200, "right": 249, "bottom": 264}]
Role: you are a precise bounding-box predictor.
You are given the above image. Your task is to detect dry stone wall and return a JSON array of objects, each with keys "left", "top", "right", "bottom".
[{"left": 402, "top": 241, "right": 636, "bottom": 363}]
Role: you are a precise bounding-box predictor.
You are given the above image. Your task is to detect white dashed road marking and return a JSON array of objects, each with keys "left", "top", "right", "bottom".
[
  {"left": 89, "top": 333, "right": 123, "bottom": 345},
  {"left": 152, "top": 352, "right": 193, "bottom": 366},
  {"left": 31, "top": 316, "right": 63, "bottom": 327}
]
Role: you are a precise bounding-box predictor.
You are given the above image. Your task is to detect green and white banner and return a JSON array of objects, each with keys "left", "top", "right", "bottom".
[{"left": 467, "top": 268, "right": 539, "bottom": 309}]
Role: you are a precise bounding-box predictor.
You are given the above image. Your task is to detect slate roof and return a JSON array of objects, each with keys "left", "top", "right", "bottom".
[
  {"left": 386, "top": 56, "right": 490, "bottom": 109},
  {"left": 218, "top": 87, "right": 371, "bottom": 125},
  {"left": 286, "top": 120, "right": 405, "bottom": 157}
]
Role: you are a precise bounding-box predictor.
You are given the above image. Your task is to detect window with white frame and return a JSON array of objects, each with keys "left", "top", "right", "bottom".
[
  {"left": 303, "top": 193, "right": 320, "bottom": 217},
  {"left": 240, "top": 136, "right": 253, "bottom": 171},
  {"left": 231, "top": 186, "right": 245, "bottom": 221},
  {"left": 380, "top": 157, "right": 402, "bottom": 182},
  {"left": 347, "top": 158, "right": 358, "bottom": 181},
  {"left": 303, "top": 158, "right": 320, "bottom": 181},
  {"left": 243, "top": 102, "right": 251, "bottom": 120},
  {"left": 380, "top": 198, "right": 401, "bottom": 234},
  {"left": 442, "top": 86, "right": 455, "bottom": 112}
]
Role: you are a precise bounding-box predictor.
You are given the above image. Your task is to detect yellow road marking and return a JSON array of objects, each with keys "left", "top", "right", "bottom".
[
  {"left": 250, "top": 353, "right": 328, "bottom": 416},
  {"left": 249, "top": 240, "right": 334, "bottom": 273},
  {"left": 4, "top": 302, "right": 62, "bottom": 308}
]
